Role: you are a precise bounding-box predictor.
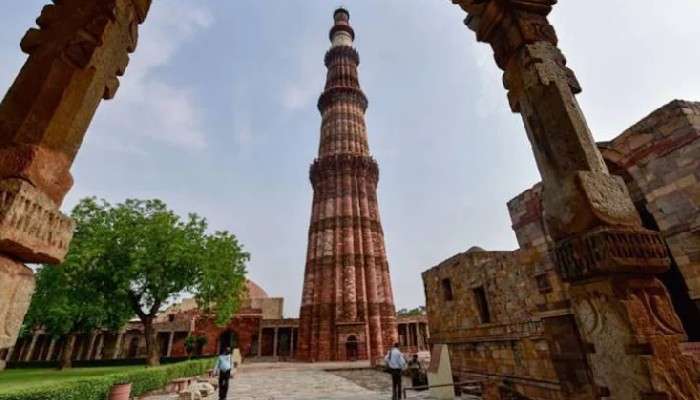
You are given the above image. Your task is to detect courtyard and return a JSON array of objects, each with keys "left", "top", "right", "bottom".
[{"left": 144, "top": 362, "right": 477, "bottom": 400}]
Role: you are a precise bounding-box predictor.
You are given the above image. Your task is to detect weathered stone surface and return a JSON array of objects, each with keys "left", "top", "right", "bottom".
[
  {"left": 0, "top": 0, "right": 151, "bottom": 370},
  {"left": 0, "top": 0, "right": 152, "bottom": 205},
  {"left": 0, "top": 258, "right": 35, "bottom": 354},
  {"left": 570, "top": 277, "right": 700, "bottom": 400},
  {"left": 600, "top": 100, "right": 700, "bottom": 310},
  {"left": 447, "top": 1, "right": 699, "bottom": 398},
  {"left": 298, "top": 8, "right": 397, "bottom": 365},
  {"left": 0, "top": 179, "right": 74, "bottom": 264}
]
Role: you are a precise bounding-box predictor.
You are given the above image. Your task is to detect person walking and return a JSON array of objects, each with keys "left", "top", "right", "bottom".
[
  {"left": 214, "top": 347, "right": 234, "bottom": 400},
  {"left": 384, "top": 343, "right": 407, "bottom": 400}
]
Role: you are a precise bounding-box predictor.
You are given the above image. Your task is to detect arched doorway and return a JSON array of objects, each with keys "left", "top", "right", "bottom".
[
  {"left": 127, "top": 337, "right": 140, "bottom": 359},
  {"left": 345, "top": 336, "right": 358, "bottom": 361},
  {"left": 219, "top": 330, "right": 238, "bottom": 354}
]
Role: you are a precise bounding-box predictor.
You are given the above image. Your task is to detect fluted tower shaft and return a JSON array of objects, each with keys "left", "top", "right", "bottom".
[{"left": 297, "top": 8, "right": 397, "bottom": 364}]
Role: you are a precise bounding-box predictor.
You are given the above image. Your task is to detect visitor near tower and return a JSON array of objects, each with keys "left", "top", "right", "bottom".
[
  {"left": 213, "top": 347, "right": 234, "bottom": 400},
  {"left": 384, "top": 343, "right": 407, "bottom": 400}
]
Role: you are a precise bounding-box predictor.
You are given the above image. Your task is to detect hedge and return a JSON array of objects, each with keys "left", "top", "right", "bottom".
[
  {"left": 8, "top": 355, "right": 211, "bottom": 369},
  {"left": 0, "top": 358, "right": 214, "bottom": 400}
]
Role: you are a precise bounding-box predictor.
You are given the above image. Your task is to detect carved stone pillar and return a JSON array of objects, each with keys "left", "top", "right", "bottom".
[
  {"left": 0, "top": 0, "right": 152, "bottom": 370},
  {"left": 113, "top": 332, "right": 124, "bottom": 359},
  {"left": 273, "top": 327, "right": 279, "bottom": 358},
  {"left": 45, "top": 338, "right": 57, "bottom": 361},
  {"left": 451, "top": 1, "right": 700, "bottom": 398},
  {"left": 94, "top": 333, "right": 105, "bottom": 360},
  {"left": 23, "top": 334, "right": 38, "bottom": 362},
  {"left": 166, "top": 331, "right": 174, "bottom": 358}
]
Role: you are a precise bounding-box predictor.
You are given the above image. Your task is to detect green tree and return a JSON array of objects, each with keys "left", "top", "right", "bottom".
[
  {"left": 397, "top": 306, "right": 426, "bottom": 316},
  {"left": 24, "top": 247, "right": 132, "bottom": 369},
  {"left": 60, "top": 198, "right": 248, "bottom": 366}
]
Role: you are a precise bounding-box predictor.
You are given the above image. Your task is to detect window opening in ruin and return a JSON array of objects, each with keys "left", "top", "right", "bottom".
[
  {"left": 473, "top": 286, "right": 491, "bottom": 324},
  {"left": 535, "top": 273, "right": 552, "bottom": 294},
  {"left": 442, "top": 278, "right": 453, "bottom": 301}
]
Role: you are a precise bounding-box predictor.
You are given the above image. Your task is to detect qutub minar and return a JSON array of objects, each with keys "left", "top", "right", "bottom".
[{"left": 297, "top": 8, "right": 398, "bottom": 363}]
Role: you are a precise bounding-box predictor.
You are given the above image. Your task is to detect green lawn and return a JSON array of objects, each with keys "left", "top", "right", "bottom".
[{"left": 0, "top": 366, "right": 146, "bottom": 394}]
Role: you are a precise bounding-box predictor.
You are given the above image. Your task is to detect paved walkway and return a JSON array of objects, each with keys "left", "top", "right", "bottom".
[{"left": 143, "top": 362, "right": 474, "bottom": 400}]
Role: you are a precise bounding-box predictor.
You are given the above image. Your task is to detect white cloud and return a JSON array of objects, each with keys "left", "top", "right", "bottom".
[{"left": 88, "top": 2, "right": 213, "bottom": 152}]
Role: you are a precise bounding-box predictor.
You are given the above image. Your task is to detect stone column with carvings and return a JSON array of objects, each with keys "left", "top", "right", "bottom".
[
  {"left": 451, "top": 1, "right": 700, "bottom": 399},
  {"left": 113, "top": 332, "right": 124, "bottom": 359},
  {"left": 166, "top": 331, "right": 174, "bottom": 358},
  {"left": 45, "top": 338, "right": 56, "bottom": 361},
  {"left": 0, "top": 0, "right": 151, "bottom": 369},
  {"left": 23, "top": 334, "right": 38, "bottom": 362}
]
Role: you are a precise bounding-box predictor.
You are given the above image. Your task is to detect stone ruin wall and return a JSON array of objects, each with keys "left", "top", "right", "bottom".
[
  {"left": 423, "top": 250, "right": 576, "bottom": 399},
  {"left": 600, "top": 100, "right": 700, "bottom": 311},
  {"left": 423, "top": 100, "right": 700, "bottom": 399}
]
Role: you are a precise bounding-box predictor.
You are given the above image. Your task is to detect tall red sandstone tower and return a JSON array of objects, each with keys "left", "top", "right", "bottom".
[{"left": 297, "top": 8, "right": 397, "bottom": 364}]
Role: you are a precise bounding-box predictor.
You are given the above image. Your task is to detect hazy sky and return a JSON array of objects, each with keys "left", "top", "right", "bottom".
[{"left": 1, "top": 1, "right": 698, "bottom": 317}]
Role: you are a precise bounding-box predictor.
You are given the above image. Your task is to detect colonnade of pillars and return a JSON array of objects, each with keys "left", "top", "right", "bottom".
[
  {"left": 397, "top": 321, "right": 429, "bottom": 352},
  {"left": 256, "top": 327, "right": 297, "bottom": 359},
  {"left": 3, "top": 330, "right": 186, "bottom": 364}
]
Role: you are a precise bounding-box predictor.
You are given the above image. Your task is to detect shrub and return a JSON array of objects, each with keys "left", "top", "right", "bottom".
[{"left": 0, "top": 358, "right": 213, "bottom": 400}]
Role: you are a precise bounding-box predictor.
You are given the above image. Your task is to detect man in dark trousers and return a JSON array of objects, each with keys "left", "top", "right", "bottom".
[
  {"left": 384, "top": 343, "right": 407, "bottom": 400},
  {"left": 214, "top": 347, "right": 234, "bottom": 400}
]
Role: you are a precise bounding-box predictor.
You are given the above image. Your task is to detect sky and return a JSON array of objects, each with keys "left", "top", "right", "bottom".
[{"left": 1, "top": 1, "right": 699, "bottom": 317}]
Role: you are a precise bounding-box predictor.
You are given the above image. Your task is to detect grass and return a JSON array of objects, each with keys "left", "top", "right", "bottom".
[{"left": 0, "top": 365, "right": 146, "bottom": 394}]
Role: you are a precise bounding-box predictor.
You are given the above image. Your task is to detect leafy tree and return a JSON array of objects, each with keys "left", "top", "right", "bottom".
[
  {"left": 397, "top": 306, "right": 426, "bottom": 316},
  {"left": 24, "top": 243, "right": 132, "bottom": 369},
  {"left": 57, "top": 198, "right": 249, "bottom": 366}
]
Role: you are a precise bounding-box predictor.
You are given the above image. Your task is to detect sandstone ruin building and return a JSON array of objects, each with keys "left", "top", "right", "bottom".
[
  {"left": 424, "top": 99, "right": 700, "bottom": 400},
  {"left": 6, "top": 278, "right": 428, "bottom": 365},
  {"left": 419, "top": 1, "right": 700, "bottom": 399},
  {"left": 297, "top": 8, "right": 398, "bottom": 364}
]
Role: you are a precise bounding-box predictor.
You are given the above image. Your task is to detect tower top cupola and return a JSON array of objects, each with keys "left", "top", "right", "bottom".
[{"left": 330, "top": 7, "right": 355, "bottom": 46}]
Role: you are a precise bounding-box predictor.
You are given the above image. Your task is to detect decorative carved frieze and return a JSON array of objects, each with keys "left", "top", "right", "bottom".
[
  {"left": 310, "top": 154, "right": 379, "bottom": 185},
  {"left": 317, "top": 86, "right": 369, "bottom": 113},
  {"left": 554, "top": 227, "right": 669, "bottom": 281},
  {"left": 309, "top": 216, "right": 382, "bottom": 235},
  {"left": 0, "top": 179, "right": 74, "bottom": 264},
  {"left": 325, "top": 46, "right": 360, "bottom": 67}
]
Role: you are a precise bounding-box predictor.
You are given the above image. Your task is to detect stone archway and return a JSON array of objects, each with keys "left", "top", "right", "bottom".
[
  {"left": 218, "top": 330, "right": 238, "bottom": 354},
  {"left": 345, "top": 336, "right": 358, "bottom": 361}
]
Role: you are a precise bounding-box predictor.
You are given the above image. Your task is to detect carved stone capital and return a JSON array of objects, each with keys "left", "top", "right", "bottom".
[
  {"left": 454, "top": 0, "right": 558, "bottom": 69},
  {"left": 554, "top": 227, "right": 669, "bottom": 282},
  {"left": 543, "top": 171, "right": 641, "bottom": 238},
  {"left": 0, "top": 179, "right": 74, "bottom": 264},
  {"left": 0, "top": 0, "right": 152, "bottom": 204}
]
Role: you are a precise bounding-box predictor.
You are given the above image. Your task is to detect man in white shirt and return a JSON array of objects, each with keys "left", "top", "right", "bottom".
[
  {"left": 384, "top": 343, "right": 407, "bottom": 400},
  {"left": 214, "top": 347, "right": 234, "bottom": 400}
]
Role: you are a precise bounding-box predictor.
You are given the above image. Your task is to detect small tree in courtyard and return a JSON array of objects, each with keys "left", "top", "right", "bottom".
[
  {"left": 24, "top": 242, "right": 132, "bottom": 369},
  {"left": 54, "top": 197, "right": 249, "bottom": 367}
]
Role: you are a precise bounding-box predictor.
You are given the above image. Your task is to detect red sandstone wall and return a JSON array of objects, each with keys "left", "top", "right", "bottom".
[{"left": 195, "top": 314, "right": 261, "bottom": 358}]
